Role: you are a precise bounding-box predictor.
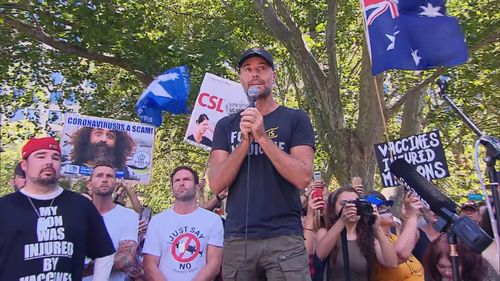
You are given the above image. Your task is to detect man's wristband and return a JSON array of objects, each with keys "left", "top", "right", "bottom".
[{"left": 216, "top": 194, "right": 224, "bottom": 201}]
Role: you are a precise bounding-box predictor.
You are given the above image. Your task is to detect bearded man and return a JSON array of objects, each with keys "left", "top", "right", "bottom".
[
  {"left": 70, "top": 127, "right": 136, "bottom": 179},
  {"left": 0, "top": 136, "right": 116, "bottom": 280}
]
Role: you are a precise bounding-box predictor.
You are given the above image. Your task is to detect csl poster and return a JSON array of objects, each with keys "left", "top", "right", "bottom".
[
  {"left": 184, "top": 73, "right": 248, "bottom": 151},
  {"left": 60, "top": 113, "right": 155, "bottom": 183},
  {"left": 374, "top": 130, "right": 449, "bottom": 187}
]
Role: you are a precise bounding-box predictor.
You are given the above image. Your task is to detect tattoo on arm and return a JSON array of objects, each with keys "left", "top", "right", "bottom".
[{"left": 113, "top": 240, "right": 137, "bottom": 272}]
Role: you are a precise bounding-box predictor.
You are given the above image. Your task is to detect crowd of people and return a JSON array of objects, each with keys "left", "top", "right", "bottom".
[
  {"left": 1, "top": 47, "right": 499, "bottom": 281},
  {"left": 302, "top": 178, "right": 499, "bottom": 281}
]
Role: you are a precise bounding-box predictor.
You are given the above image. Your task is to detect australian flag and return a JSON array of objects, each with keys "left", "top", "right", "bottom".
[
  {"left": 361, "top": 0, "right": 468, "bottom": 75},
  {"left": 135, "top": 66, "right": 190, "bottom": 127}
]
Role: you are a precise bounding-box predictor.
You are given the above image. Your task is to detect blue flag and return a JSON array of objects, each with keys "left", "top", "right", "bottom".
[
  {"left": 135, "top": 66, "right": 190, "bottom": 127},
  {"left": 361, "top": 0, "right": 468, "bottom": 75}
]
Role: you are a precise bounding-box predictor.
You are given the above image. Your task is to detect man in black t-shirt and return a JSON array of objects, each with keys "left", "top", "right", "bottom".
[
  {"left": 0, "top": 136, "right": 115, "bottom": 280},
  {"left": 209, "top": 47, "right": 315, "bottom": 281}
]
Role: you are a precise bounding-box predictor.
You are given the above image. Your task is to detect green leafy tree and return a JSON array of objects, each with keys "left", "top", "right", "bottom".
[
  {"left": 0, "top": 0, "right": 498, "bottom": 209},
  {"left": 249, "top": 0, "right": 498, "bottom": 193}
]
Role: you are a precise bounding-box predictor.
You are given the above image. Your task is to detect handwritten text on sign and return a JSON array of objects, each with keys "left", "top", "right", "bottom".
[{"left": 374, "top": 130, "right": 449, "bottom": 187}]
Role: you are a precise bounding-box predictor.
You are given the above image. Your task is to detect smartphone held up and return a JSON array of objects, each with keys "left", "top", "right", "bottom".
[{"left": 311, "top": 171, "right": 324, "bottom": 210}]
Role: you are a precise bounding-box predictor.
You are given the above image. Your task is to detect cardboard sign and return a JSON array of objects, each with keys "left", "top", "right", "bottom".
[
  {"left": 184, "top": 73, "right": 248, "bottom": 151},
  {"left": 374, "top": 130, "right": 449, "bottom": 187},
  {"left": 60, "top": 113, "right": 155, "bottom": 183}
]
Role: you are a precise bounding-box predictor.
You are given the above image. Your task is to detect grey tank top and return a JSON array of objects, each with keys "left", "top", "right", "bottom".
[{"left": 329, "top": 240, "right": 368, "bottom": 281}]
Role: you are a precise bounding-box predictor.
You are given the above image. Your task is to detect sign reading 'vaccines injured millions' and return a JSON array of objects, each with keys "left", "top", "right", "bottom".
[
  {"left": 61, "top": 113, "right": 155, "bottom": 183},
  {"left": 374, "top": 130, "right": 449, "bottom": 187}
]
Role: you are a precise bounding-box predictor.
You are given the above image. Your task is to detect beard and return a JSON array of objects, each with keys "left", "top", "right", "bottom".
[
  {"left": 247, "top": 86, "right": 271, "bottom": 99},
  {"left": 246, "top": 78, "right": 272, "bottom": 100},
  {"left": 35, "top": 168, "right": 58, "bottom": 186},
  {"left": 174, "top": 188, "right": 197, "bottom": 202},
  {"left": 93, "top": 186, "right": 114, "bottom": 197},
  {"left": 261, "top": 86, "right": 272, "bottom": 98},
  {"left": 88, "top": 142, "right": 116, "bottom": 165}
]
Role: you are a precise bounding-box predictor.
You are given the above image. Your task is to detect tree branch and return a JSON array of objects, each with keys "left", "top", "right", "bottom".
[
  {"left": 387, "top": 68, "right": 446, "bottom": 116},
  {"left": 469, "top": 28, "right": 500, "bottom": 54},
  {"left": 273, "top": 0, "right": 301, "bottom": 35},
  {"left": 253, "top": 0, "right": 348, "bottom": 131},
  {"left": 253, "top": 0, "right": 291, "bottom": 42},
  {"left": 326, "top": 0, "right": 340, "bottom": 85},
  {"left": 254, "top": 0, "right": 327, "bottom": 87},
  {"left": 387, "top": 27, "right": 500, "bottom": 117},
  {"left": 0, "top": 14, "right": 154, "bottom": 86}
]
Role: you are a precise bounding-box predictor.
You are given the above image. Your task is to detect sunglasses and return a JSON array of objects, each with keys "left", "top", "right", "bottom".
[{"left": 378, "top": 205, "right": 392, "bottom": 215}]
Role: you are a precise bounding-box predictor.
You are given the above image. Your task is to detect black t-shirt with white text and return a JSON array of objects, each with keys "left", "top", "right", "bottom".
[
  {"left": 212, "top": 106, "right": 315, "bottom": 238},
  {"left": 0, "top": 190, "right": 115, "bottom": 280}
]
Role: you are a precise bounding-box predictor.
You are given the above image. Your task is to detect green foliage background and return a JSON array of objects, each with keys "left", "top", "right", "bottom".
[{"left": 0, "top": 0, "right": 498, "bottom": 213}]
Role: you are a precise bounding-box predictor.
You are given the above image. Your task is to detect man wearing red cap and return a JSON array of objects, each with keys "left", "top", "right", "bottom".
[{"left": 0, "top": 136, "right": 116, "bottom": 280}]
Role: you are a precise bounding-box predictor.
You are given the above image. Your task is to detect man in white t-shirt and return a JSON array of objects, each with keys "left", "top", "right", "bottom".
[
  {"left": 143, "top": 166, "right": 223, "bottom": 281},
  {"left": 83, "top": 161, "right": 139, "bottom": 281}
]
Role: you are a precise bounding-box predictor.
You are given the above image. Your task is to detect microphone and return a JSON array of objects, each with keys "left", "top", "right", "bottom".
[
  {"left": 390, "top": 158, "right": 493, "bottom": 254},
  {"left": 247, "top": 86, "right": 259, "bottom": 108},
  {"left": 389, "top": 159, "right": 457, "bottom": 219}
]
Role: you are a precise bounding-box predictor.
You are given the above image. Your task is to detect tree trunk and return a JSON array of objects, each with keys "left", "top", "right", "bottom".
[
  {"left": 392, "top": 83, "right": 426, "bottom": 215},
  {"left": 400, "top": 86, "right": 425, "bottom": 138},
  {"left": 352, "top": 43, "right": 386, "bottom": 192},
  {"left": 254, "top": 0, "right": 385, "bottom": 191}
]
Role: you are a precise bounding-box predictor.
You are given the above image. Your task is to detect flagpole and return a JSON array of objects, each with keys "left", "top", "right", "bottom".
[
  {"left": 359, "top": 0, "right": 394, "bottom": 161},
  {"left": 372, "top": 76, "right": 393, "bottom": 161}
]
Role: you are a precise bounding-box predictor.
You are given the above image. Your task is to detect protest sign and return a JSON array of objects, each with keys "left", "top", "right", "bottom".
[
  {"left": 374, "top": 130, "right": 449, "bottom": 187},
  {"left": 184, "top": 73, "right": 248, "bottom": 150},
  {"left": 61, "top": 113, "right": 155, "bottom": 183}
]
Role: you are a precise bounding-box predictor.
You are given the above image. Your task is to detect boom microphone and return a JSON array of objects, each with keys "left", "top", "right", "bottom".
[
  {"left": 390, "top": 158, "right": 493, "bottom": 254},
  {"left": 247, "top": 86, "right": 259, "bottom": 108},
  {"left": 389, "top": 158, "right": 457, "bottom": 219}
]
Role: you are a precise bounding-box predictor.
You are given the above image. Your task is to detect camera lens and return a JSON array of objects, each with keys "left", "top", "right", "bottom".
[{"left": 355, "top": 199, "right": 373, "bottom": 216}]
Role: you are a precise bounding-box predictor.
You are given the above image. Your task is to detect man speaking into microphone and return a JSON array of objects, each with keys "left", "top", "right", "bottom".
[{"left": 209, "top": 47, "right": 315, "bottom": 280}]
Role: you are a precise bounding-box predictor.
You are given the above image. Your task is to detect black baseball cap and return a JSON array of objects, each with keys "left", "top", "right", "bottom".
[{"left": 237, "top": 47, "right": 275, "bottom": 70}]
